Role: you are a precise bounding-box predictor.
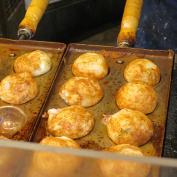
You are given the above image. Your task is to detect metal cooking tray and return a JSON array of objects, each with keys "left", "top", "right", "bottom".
[
  {"left": 0, "top": 38, "right": 66, "bottom": 141},
  {"left": 33, "top": 43, "right": 174, "bottom": 157}
]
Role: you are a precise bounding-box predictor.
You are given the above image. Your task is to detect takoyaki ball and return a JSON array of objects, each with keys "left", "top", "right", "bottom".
[
  {"left": 47, "top": 105, "right": 94, "bottom": 139},
  {"left": 32, "top": 136, "right": 81, "bottom": 177},
  {"left": 40, "top": 136, "right": 80, "bottom": 148},
  {"left": 99, "top": 144, "right": 151, "bottom": 177},
  {"left": 0, "top": 136, "right": 8, "bottom": 140},
  {"left": 72, "top": 52, "right": 108, "bottom": 80},
  {"left": 106, "top": 109, "right": 154, "bottom": 146},
  {"left": 14, "top": 50, "right": 52, "bottom": 77},
  {"left": 0, "top": 72, "right": 38, "bottom": 104},
  {"left": 116, "top": 83, "right": 157, "bottom": 114},
  {"left": 59, "top": 77, "right": 103, "bottom": 107},
  {"left": 124, "top": 59, "right": 160, "bottom": 86}
]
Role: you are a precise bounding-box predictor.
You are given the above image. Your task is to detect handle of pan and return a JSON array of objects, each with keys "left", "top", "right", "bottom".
[
  {"left": 18, "top": 0, "right": 49, "bottom": 40},
  {"left": 117, "top": 0, "right": 143, "bottom": 47}
]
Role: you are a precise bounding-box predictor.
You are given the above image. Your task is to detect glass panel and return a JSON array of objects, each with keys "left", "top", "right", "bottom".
[{"left": 0, "top": 140, "right": 177, "bottom": 177}]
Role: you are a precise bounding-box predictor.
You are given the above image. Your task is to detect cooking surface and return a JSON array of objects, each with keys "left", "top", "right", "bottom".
[
  {"left": 33, "top": 43, "right": 174, "bottom": 157},
  {"left": 0, "top": 39, "right": 66, "bottom": 140},
  {"left": 76, "top": 25, "right": 177, "bottom": 158}
]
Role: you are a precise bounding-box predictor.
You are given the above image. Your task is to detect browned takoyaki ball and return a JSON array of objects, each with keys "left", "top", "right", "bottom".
[
  {"left": 47, "top": 105, "right": 94, "bottom": 139},
  {"left": 40, "top": 136, "right": 80, "bottom": 148},
  {"left": 31, "top": 136, "right": 81, "bottom": 177},
  {"left": 116, "top": 83, "right": 157, "bottom": 114},
  {"left": 99, "top": 144, "right": 151, "bottom": 177},
  {"left": 59, "top": 77, "right": 103, "bottom": 107},
  {"left": 105, "top": 109, "right": 154, "bottom": 146},
  {"left": 72, "top": 52, "right": 109, "bottom": 80},
  {"left": 124, "top": 59, "right": 160, "bottom": 86},
  {"left": 14, "top": 50, "right": 52, "bottom": 77},
  {"left": 0, "top": 72, "right": 38, "bottom": 104}
]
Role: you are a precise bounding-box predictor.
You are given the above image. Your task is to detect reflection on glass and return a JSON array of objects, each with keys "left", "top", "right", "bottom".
[
  {"left": 0, "top": 141, "right": 177, "bottom": 177},
  {"left": 98, "top": 144, "right": 151, "bottom": 177},
  {"left": 26, "top": 136, "right": 82, "bottom": 177},
  {"left": 0, "top": 147, "right": 24, "bottom": 177}
]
